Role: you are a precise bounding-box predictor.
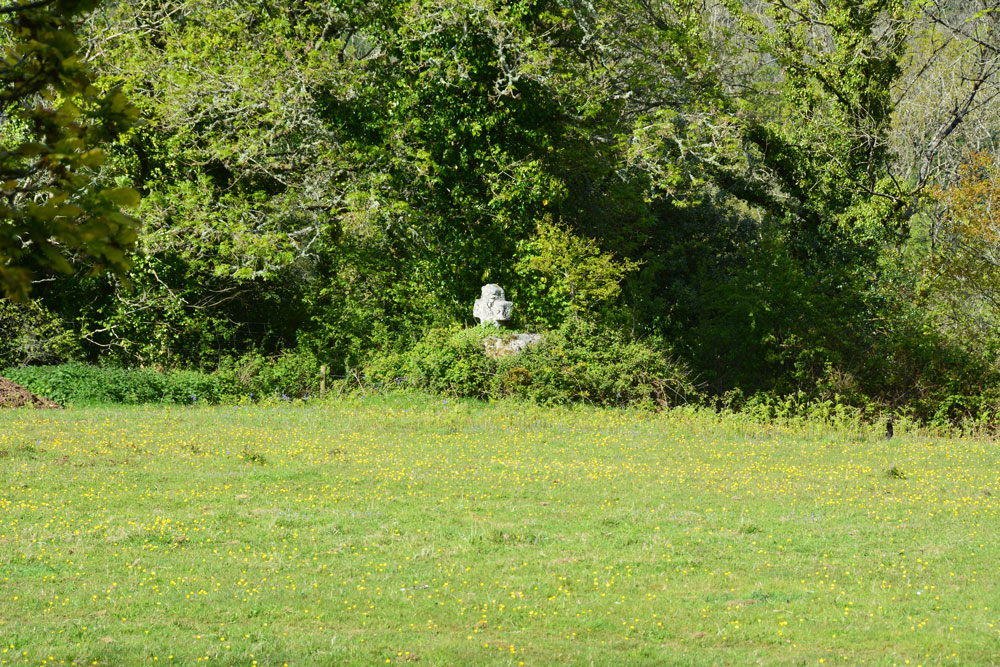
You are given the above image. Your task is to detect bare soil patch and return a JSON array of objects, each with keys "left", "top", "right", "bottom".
[{"left": 0, "top": 376, "right": 61, "bottom": 409}]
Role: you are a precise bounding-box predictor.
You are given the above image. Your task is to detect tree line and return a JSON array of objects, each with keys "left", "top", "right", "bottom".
[{"left": 4, "top": 0, "right": 1000, "bottom": 420}]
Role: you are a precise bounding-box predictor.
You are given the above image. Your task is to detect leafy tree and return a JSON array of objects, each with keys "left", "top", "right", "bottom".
[
  {"left": 64, "top": 0, "right": 357, "bottom": 362},
  {"left": 892, "top": 0, "right": 1000, "bottom": 189},
  {"left": 20, "top": 0, "right": 996, "bottom": 420},
  {"left": 0, "top": 0, "right": 139, "bottom": 300},
  {"left": 0, "top": 297, "right": 79, "bottom": 365},
  {"left": 929, "top": 152, "right": 1000, "bottom": 335},
  {"left": 78, "top": 0, "right": 636, "bottom": 363},
  {"left": 515, "top": 218, "right": 639, "bottom": 326},
  {"left": 730, "top": 0, "right": 912, "bottom": 250},
  {"left": 328, "top": 0, "right": 576, "bottom": 314}
]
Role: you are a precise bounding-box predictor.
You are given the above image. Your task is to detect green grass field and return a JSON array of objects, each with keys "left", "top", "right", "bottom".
[{"left": 1, "top": 395, "right": 998, "bottom": 665}]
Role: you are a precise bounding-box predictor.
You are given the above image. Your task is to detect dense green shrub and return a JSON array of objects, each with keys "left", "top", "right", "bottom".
[
  {"left": 1, "top": 351, "right": 324, "bottom": 406},
  {"left": 366, "top": 326, "right": 495, "bottom": 397},
  {"left": 215, "top": 349, "right": 322, "bottom": 399},
  {"left": 2, "top": 363, "right": 224, "bottom": 406},
  {"left": 365, "top": 320, "right": 698, "bottom": 409},
  {"left": 0, "top": 300, "right": 80, "bottom": 367}
]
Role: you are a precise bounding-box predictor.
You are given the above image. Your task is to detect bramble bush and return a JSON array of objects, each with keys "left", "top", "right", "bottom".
[
  {"left": 215, "top": 349, "right": 322, "bottom": 399},
  {"left": 365, "top": 319, "right": 699, "bottom": 409}
]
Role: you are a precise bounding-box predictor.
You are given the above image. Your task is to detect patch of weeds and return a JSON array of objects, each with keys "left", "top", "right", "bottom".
[
  {"left": 614, "top": 533, "right": 641, "bottom": 547},
  {"left": 4, "top": 443, "right": 42, "bottom": 460},
  {"left": 239, "top": 447, "right": 267, "bottom": 465},
  {"left": 486, "top": 528, "right": 545, "bottom": 546},
  {"left": 886, "top": 466, "right": 906, "bottom": 479}
]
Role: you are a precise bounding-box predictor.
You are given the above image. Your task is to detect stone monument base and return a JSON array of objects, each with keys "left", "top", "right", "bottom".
[{"left": 483, "top": 333, "right": 543, "bottom": 359}]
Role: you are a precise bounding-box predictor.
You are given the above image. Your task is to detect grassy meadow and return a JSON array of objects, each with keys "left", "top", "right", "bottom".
[{"left": 1, "top": 395, "right": 999, "bottom": 665}]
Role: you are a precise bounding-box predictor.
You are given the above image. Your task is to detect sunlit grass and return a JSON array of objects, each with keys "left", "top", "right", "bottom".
[{"left": 1, "top": 394, "right": 998, "bottom": 664}]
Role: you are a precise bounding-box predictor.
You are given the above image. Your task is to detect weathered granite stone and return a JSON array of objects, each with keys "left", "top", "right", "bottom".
[
  {"left": 473, "top": 284, "right": 513, "bottom": 328},
  {"left": 483, "top": 333, "right": 543, "bottom": 359}
]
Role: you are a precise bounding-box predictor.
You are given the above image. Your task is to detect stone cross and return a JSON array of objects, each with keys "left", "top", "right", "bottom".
[{"left": 473, "top": 284, "right": 513, "bottom": 328}]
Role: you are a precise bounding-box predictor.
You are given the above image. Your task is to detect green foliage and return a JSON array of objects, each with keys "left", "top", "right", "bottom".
[
  {"left": 323, "top": 0, "right": 581, "bottom": 326},
  {"left": 215, "top": 349, "right": 322, "bottom": 400},
  {"left": 6, "top": 0, "right": 996, "bottom": 426},
  {"left": 29, "top": 2, "right": 364, "bottom": 365},
  {"left": 926, "top": 153, "right": 1000, "bottom": 333},
  {"left": 733, "top": 0, "right": 911, "bottom": 243},
  {"left": 2, "top": 362, "right": 223, "bottom": 405},
  {"left": 514, "top": 218, "right": 640, "bottom": 327},
  {"left": 95, "top": 1, "right": 344, "bottom": 283},
  {"left": 500, "top": 320, "right": 697, "bottom": 408},
  {"left": 2, "top": 350, "right": 323, "bottom": 405},
  {"left": 75, "top": 0, "right": 642, "bottom": 361},
  {"left": 0, "top": 298, "right": 79, "bottom": 366},
  {"left": 60, "top": 255, "right": 311, "bottom": 367},
  {"left": 366, "top": 320, "right": 697, "bottom": 408},
  {"left": 365, "top": 326, "right": 495, "bottom": 398},
  {"left": 0, "top": 0, "right": 140, "bottom": 299}
]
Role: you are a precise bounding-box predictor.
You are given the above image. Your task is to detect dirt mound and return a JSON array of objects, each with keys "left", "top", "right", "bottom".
[{"left": 0, "top": 376, "right": 62, "bottom": 409}]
